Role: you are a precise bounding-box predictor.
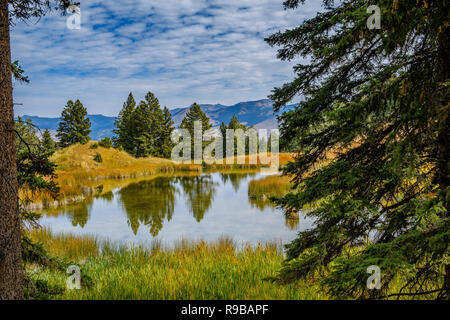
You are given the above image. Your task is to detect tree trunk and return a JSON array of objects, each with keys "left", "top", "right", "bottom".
[{"left": 0, "top": 0, "right": 23, "bottom": 300}]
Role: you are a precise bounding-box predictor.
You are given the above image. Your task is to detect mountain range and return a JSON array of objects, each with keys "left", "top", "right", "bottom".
[{"left": 21, "top": 99, "right": 294, "bottom": 141}]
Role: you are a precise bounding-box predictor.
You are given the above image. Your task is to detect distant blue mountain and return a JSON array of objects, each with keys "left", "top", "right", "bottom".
[
  {"left": 171, "top": 99, "right": 295, "bottom": 128},
  {"left": 21, "top": 99, "right": 295, "bottom": 141},
  {"left": 20, "top": 114, "right": 116, "bottom": 141}
]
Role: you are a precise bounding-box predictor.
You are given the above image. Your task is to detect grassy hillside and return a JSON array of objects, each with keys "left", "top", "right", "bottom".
[
  {"left": 22, "top": 142, "right": 200, "bottom": 207},
  {"left": 53, "top": 142, "right": 199, "bottom": 176}
]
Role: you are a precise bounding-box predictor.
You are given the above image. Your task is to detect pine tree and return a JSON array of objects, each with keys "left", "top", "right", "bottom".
[
  {"left": 157, "top": 107, "right": 175, "bottom": 159},
  {"left": 226, "top": 114, "right": 247, "bottom": 156},
  {"left": 180, "top": 103, "right": 212, "bottom": 159},
  {"left": 131, "top": 101, "right": 153, "bottom": 158},
  {"left": 131, "top": 92, "right": 165, "bottom": 158},
  {"left": 15, "top": 117, "right": 61, "bottom": 299},
  {"left": 266, "top": 0, "right": 449, "bottom": 299},
  {"left": 113, "top": 92, "right": 136, "bottom": 152},
  {"left": 180, "top": 103, "right": 212, "bottom": 134},
  {"left": 57, "top": 99, "right": 91, "bottom": 147},
  {"left": 219, "top": 122, "right": 227, "bottom": 157},
  {"left": 41, "top": 129, "right": 56, "bottom": 155},
  {"left": 145, "top": 91, "right": 164, "bottom": 155},
  {"left": 227, "top": 114, "right": 246, "bottom": 131}
]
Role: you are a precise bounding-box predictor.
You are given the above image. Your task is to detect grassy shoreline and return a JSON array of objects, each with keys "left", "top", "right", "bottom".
[
  {"left": 21, "top": 142, "right": 200, "bottom": 209},
  {"left": 23, "top": 142, "right": 294, "bottom": 209},
  {"left": 27, "top": 228, "right": 439, "bottom": 300},
  {"left": 28, "top": 228, "right": 324, "bottom": 300}
]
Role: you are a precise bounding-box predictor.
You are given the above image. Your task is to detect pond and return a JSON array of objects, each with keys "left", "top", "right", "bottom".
[{"left": 39, "top": 172, "right": 314, "bottom": 247}]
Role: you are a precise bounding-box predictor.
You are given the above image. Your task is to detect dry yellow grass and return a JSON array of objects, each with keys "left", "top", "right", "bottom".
[
  {"left": 28, "top": 227, "right": 99, "bottom": 261},
  {"left": 21, "top": 143, "right": 295, "bottom": 208},
  {"left": 52, "top": 141, "right": 199, "bottom": 175},
  {"left": 22, "top": 142, "right": 200, "bottom": 206},
  {"left": 248, "top": 174, "right": 293, "bottom": 200}
]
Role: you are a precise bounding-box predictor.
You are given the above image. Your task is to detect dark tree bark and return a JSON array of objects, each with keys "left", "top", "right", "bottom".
[{"left": 0, "top": 0, "right": 23, "bottom": 300}]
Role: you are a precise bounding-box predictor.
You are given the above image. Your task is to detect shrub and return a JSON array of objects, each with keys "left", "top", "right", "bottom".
[
  {"left": 98, "top": 137, "right": 112, "bottom": 149},
  {"left": 90, "top": 143, "right": 98, "bottom": 149},
  {"left": 93, "top": 152, "right": 103, "bottom": 163}
]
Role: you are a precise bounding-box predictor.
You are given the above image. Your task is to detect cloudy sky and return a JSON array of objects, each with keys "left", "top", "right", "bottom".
[{"left": 11, "top": 0, "right": 322, "bottom": 117}]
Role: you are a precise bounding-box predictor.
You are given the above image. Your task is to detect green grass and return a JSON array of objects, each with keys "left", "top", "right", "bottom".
[{"left": 28, "top": 228, "right": 325, "bottom": 300}]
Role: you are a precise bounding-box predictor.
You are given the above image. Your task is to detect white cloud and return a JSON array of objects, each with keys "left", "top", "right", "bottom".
[{"left": 11, "top": 0, "right": 321, "bottom": 117}]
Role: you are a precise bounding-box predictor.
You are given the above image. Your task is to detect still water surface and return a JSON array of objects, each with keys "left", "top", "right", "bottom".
[{"left": 39, "top": 172, "right": 314, "bottom": 247}]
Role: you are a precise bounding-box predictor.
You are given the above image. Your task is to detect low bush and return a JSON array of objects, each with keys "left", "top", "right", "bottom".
[
  {"left": 93, "top": 152, "right": 103, "bottom": 163},
  {"left": 98, "top": 137, "right": 112, "bottom": 149}
]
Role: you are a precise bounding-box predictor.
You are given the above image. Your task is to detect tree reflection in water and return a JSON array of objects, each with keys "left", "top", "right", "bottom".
[
  {"left": 61, "top": 200, "right": 93, "bottom": 228},
  {"left": 99, "top": 190, "right": 114, "bottom": 202},
  {"left": 219, "top": 173, "right": 256, "bottom": 192},
  {"left": 118, "top": 177, "right": 178, "bottom": 236},
  {"left": 249, "top": 196, "right": 299, "bottom": 230},
  {"left": 43, "top": 173, "right": 298, "bottom": 238},
  {"left": 176, "top": 175, "right": 217, "bottom": 222}
]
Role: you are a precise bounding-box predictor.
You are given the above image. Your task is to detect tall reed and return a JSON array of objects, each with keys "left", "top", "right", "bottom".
[{"left": 28, "top": 228, "right": 325, "bottom": 300}]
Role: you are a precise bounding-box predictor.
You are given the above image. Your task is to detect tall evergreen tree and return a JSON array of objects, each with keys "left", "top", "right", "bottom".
[
  {"left": 113, "top": 92, "right": 136, "bottom": 152},
  {"left": 157, "top": 106, "right": 175, "bottom": 158},
  {"left": 219, "top": 122, "right": 227, "bottom": 157},
  {"left": 145, "top": 91, "right": 165, "bottom": 153},
  {"left": 130, "top": 91, "right": 166, "bottom": 158},
  {"left": 57, "top": 99, "right": 91, "bottom": 147},
  {"left": 41, "top": 129, "right": 56, "bottom": 154},
  {"left": 266, "top": 0, "right": 449, "bottom": 299},
  {"left": 180, "top": 103, "right": 212, "bottom": 134},
  {"left": 226, "top": 114, "right": 248, "bottom": 156},
  {"left": 180, "top": 103, "right": 212, "bottom": 159},
  {"left": 131, "top": 101, "right": 153, "bottom": 158},
  {"left": 227, "top": 114, "right": 246, "bottom": 131}
]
